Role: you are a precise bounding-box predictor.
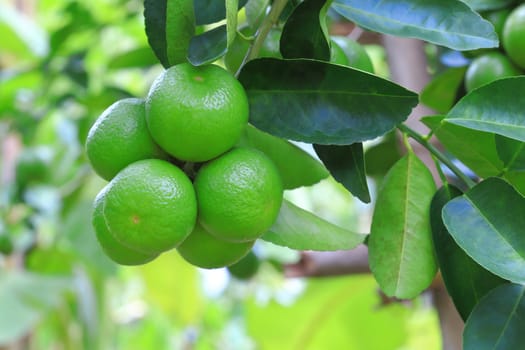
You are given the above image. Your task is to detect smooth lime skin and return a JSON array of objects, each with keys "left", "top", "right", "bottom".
[
  {"left": 465, "top": 52, "right": 521, "bottom": 92},
  {"left": 177, "top": 224, "right": 254, "bottom": 269},
  {"left": 103, "top": 159, "right": 197, "bottom": 254},
  {"left": 145, "top": 63, "right": 249, "bottom": 162},
  {"left": 86, "top": 98, "right": 168, "bottom": 181},
  {"left": 92, "top": 186, "right": 158, "bottom": 265},
  {"left": 194, "top": 147, "right": 283, "bottom": 242},
  {"left": 503, "top": 4, "right": 525, "bottom": 69}
]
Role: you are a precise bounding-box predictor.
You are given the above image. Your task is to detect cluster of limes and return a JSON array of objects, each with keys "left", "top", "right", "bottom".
[
  {"left": 464, "top": 3, "right": 525, "bottom": 91},
  {"left": 86, "top": 63, "right": 283, "bottom": 269}
]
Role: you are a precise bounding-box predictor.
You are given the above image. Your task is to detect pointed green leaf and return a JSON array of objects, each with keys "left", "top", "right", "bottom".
[
  {"left": 144, "top": 0, "right": 195, "bottom": 68},
  {"left": 187, "top": 25, "right": 227, "bottom": 66},
  {"left": 420, "top": 67, "right": 467, "bottom": 114},
  {"left": 496, "top": 135, "right": 525, "bottom": 172},
  {"left": 314, "top": 143, "right": 370, "bottom": 203},
  {"left": 431, "top": 185, "right": 505, "bottom": 321},
  {"left": 237, "top": 125, "right": 329, "bottom": 189},
  {"left": 194, "top": 0, "right": 248, "bottom": 25},
  {"left": 423, "top": 115, "right": 503, "bottom": 178},
  {"left": 446, "top": 77, "right": 525, "bottom": 142},
  {"left": 245, "top": 0, "right": 270, "bottom": 30},
  {"left": 262, "top": 199, "right": 366, "bottom": 251},
  {"left": 226, "top": 0, "right": 238, "bottom": 48},
  {"left": 332, "top": 0, "right": 498, "bottom": 50},
  {"left": 238, "top": 58, "right": 418, "bottom": 145},
  {"left": 364, "top": 132, "right": 402, "bottom": 179},
  {"left": 368, "top": 152, "right": 437, "bottom": 299},
  {"left": 280, "top": 0, "right": 332, "bottom": 61},
  {"left": 443, "top": 177, "right": 525, "bottom": 283},
  {"left": 461, "top": 0, "right": 514, "bottom": 11},
  {"left": 504, "top": 171, "right": 525, "bottom": 197},
  {"left": 463, "top": 283, "right": 525, "bottom": 350}
]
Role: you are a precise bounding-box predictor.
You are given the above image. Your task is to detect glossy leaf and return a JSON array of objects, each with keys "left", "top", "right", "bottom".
[
  {"left": 446, "top": 77, "right": 525, "bottom": 142},
  {"left": 431, "top": 185, "right": 505, "bottom": 321},
  {"left": 368, "top": 152, "right": 437, "bottom": 299},
  {"left": 496, "top": 135, "right": 525, "bottom": 172},
  {"left": 443, "top": 177, "right": 525, "bottom": 283},
  {"left": 461, "top": 0, "right": 514, "bottom": 11},
  {"left": 463, "top": 283, "right": 525, "bottom": 350},
  {"left": 238, "top": 58, "right": 418, "bottom": 145},
  {"left": 420, "top": 67, "right": 466, "bottom": 114},
  {"left": 504, "top": 171, "right": 525, "bottom": 197},
  {"left": 237, "top": 124, "right": 329, "bottom": 189},
  {"left": 262, "top": 199, "right": 366, "bottom": 251},
  {"left": 245, "top": 0, "right": 269, "bottom": 30},
  {"left": 194, "top": 0, "right": 248, "bottom": 25},
  {"left": 423, "top": 115, "right": 503, "bottom": 178},
  {"left": 314, "top": 143, "right": 371, "bottom": 203},
  {"left": 144, "top": 0, "right": 195, "bottom": 68},
  {"left": 187, "top": 25, "right": 227, "bottom": 65},
  {"left": 332, "top": 0, "right": 498, "bottom": 50},
  {"left": 280, "top": 0, "right": 331, "bottom": 61}
]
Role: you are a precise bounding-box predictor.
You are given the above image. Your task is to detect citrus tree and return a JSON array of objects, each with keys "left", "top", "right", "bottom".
[{"left": 2, "top": 0, "right": 525, "bottom": 348}]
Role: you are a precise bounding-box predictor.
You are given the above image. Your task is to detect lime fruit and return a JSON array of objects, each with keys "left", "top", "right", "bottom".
[
  {"left": 503, "top": 4, "right": 525, "bottom": 69},
  {"left": 227, "top": 250, "right": 260, "bottom": 279},
  {"left": 194, "top": 147, "right": 283, "bottom": 242},
  {"left": 331, "top": 36, "right": 374, "bottom": 73},
  {"left": 103, "top": 159, "right": 197, "bottom": 254},
  {"left": 177, "top": 224, "right": 254, "bottom": 269},
  {"left": 146, "top": 63, "right": 249, "bottom": 162},
  {"left": 86, "top": 98, "right": 168, "bottom": 181},
  {"left": 464, "top": 52, "right": 520, "bottom": 91},
  {"left": 330, "top": 40, "right": 350, "bottom": 65},
  {"left": 92, "top": 186, "right": 158, "bottom": 265}
]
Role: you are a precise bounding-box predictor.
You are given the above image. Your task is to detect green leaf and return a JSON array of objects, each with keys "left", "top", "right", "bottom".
[
  {"left": 368, "top": 152, "right": 437, "bottom": 299},
  {"left": 245, "top": 0, "right": 270, "bottom": 30},
  {"left": 226, "top": 0, "right": 238, "bottom": 48},
  {"left": 238, "top": 58, "right": 418, "bottom": 145},
  {"left": 504, "top": 171, "right": 525, "bottom": 197},
  {"left": 280, "top": 0, "right": 332, "bottom": 61},
  {"left": 364, "top": 132, "right": 402, "bottom": 179},
  {"left": 194, "top": 0, "right": 248, "bottom": 25},
  {"left": 144, "top": 0, "right": 195, "bottom": 68},
  {"left": 446, "top": 77, "right": 525, "bottom": 142},
  {"left": 463, "top": 283, "right": 525, "bottom": 350},
  {"left": 187, "top": 25, "right": 227, "bottom": 65},
  {"left": 262, "top": 199, "right": 366, "bottom": 251},
  {"left": 423, "top": 115, "right": 503, "bottom": 178},
  {"left": 442, "top": 177, "right": 525, "bottom": 283},
  {"left": 420, "top": 67, "right": 466, "bottom": 114},
  {"left": 430, "top": 185, "right": 505, "bottom": 321},
  {"left": 332, "top": 0, "right": 498, "bottom": 50},
  {"left": 461, "top": 0, "right": 514, "bottom": 11},
  {"left": 496, "top": 135, "right": 525, "bottom": 172},
  {"left": 108, "top": 47, "right": 158, "bottom": 69},
  {"left": 237, "top": 124, "right": 329, "bottom": 189},
  {"left": 314, "top": 143, "right": 370, "bottom": 203}
]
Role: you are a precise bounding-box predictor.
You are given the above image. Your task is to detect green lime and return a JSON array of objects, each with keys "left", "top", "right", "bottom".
[
  {"left": 146, "top": 63, "right": 249, "bottom": 162},
  {"left": 503, "top": 4, "right": 525, "bottom": 69},
  {"left": 331, "top": 36, "right": 374, "bottom": 73},
  {"left": 103, "top": 159, "right": 197, "bottom": 254},
  {"left": 86, "top": 98, "right": 168, "bottom": 181},
  {"left": 464, "top": 52, "right": 520, "bottom": 92},
  {"left": 177, "top": 224, "right": 254, "bottom": 269},
  {"left": 92, "top": 186, "right": 158, "bottom": 265},
  {"left": 227, "top": 250, "right": 260, "bottom": 279},
  {"left": 194, "top": 147, "right": 283, "bottom": 242}
]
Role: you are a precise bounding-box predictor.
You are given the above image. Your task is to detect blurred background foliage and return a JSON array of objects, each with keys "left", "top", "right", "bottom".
[{"left": 0, "top": 0, "right": 440, "bottom": 348}]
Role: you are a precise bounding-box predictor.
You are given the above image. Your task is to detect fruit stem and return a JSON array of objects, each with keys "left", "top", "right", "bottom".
[
  {"left": 235, "top": 0, "right": 289, "bottom": 77},
  {"left": 397, "top": 123, "right": 476, "bottom": 189}
]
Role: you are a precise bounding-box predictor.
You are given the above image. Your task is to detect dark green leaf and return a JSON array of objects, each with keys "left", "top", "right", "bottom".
[
  {"left": 446, "top": 77, "right": 525, "bottom": 142},
  {"left": 194, "top": 0, "right": 248, "bottom": 25},
  {"left": 262, "top": 199, "right": 366, "bottom": 251},
  {"left": 364, "top": 132, "right": 402, "bottom": 179},
  {"left": 238, "top": 58, "right": 418, "bottom": 145},
  {"left": 496, "top": 135, "right": 525, "bottom": 172},
  {"left": 431, "top": 185, "right": 505, "bottom": 321},
  {"left": 463, "top": 283, "right": 525, "bottom": 350},
  {"left": 108, "top": 47, "right": 158, "bottom": 69},
  {"left": 461, "top": 0, "right": 514, "bottom": 11},
  {"left": 144, "top": 0, "right": 195, "bottom": 68},
  {"left": 280, "top": 0, "right": 331, "bottom": 61},
  {"left": 187, "top": 25, "right": 227, "bottom": 66},
  {"left": 421, "top": 67, "right": 466, "bottom": 114},
  {"left": 314, "top": 143, "right": 370, "bottom": 203},
  {"left": 442, "top": 177, "right": 525, "bottom": 283},
  {"left": 368, "top": 152, "right": 437, "bottom": 299},
  {"left": 237, "top": 125, "right": 329, "bottom": 189},
  {"left": 423, "top": 115, "right": 503, "bottom": 178},
  {"left": 332, "top": 0, "right": 498, "bottom": 50}
]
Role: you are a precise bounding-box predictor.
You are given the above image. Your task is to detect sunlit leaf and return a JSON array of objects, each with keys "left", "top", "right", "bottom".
[
  {"left": 420, "top": 67, "right": 466, "bottom": 114},
  {"left": 188, "top": 25, "right": 227, "bottom": 65},
  {"left": 496, "top": 135, "right": 525, "bottom": 172}
]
